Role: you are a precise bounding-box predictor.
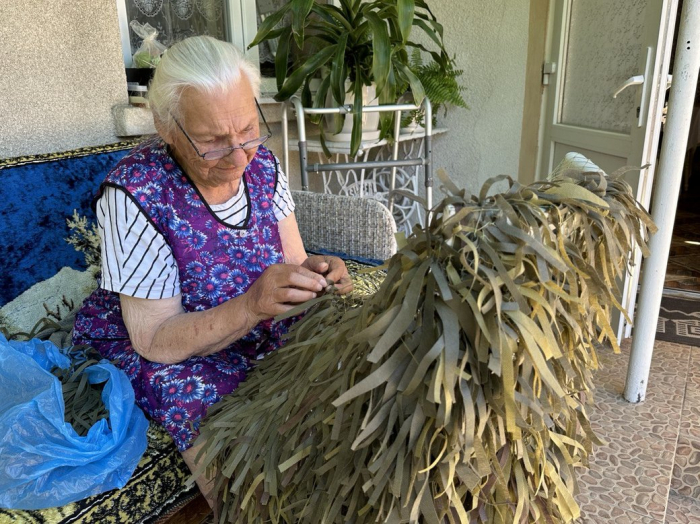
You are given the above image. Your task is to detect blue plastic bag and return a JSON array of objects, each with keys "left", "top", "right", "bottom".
[{"left": 0, "top": 335, "right": 149, "bottom": 510}]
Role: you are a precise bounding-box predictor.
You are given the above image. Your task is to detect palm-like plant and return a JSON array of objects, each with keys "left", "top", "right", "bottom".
[{"left": 249, "top": 0, "right": 453, "bottom": 156}]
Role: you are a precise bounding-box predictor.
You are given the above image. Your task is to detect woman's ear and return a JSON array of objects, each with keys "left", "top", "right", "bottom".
[{"left": 154, "top": 114, "right": 175, "bottom": 145}]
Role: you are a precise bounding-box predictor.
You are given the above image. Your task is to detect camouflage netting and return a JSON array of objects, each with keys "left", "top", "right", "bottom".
[{"left": 194, "top": 169, "right": 656, "bottom": 523}]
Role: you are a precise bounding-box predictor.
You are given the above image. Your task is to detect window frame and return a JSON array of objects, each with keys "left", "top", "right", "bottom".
[{"left": 115, "top": 0, "right": 337, "bottom": 97}]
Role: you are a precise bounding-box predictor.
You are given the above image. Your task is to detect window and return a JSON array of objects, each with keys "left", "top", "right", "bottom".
[{"left": 116, "top": 0, "right": 331, "bottom": 95}]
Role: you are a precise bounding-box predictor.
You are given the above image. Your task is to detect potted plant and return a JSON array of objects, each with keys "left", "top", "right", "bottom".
[
  {"left": 401, "top": 49, "right": 468, "bottom": 134},
  {"left": 248, "top": 0, "right": 454, "bottom": 156}
]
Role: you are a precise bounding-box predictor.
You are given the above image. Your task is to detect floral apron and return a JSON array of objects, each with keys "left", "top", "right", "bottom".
[{"left": 73, "top": 138, "right": 295, "bottom": 451}]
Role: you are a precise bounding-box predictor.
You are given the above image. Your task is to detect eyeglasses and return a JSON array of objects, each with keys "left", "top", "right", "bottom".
[{"left": 171, "top": 99, "right": 272, "bottom": 161}]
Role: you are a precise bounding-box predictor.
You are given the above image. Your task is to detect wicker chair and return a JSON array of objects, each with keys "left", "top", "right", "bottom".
[{"left": 292, "top": 191, "right": 397, "bottom": 262}]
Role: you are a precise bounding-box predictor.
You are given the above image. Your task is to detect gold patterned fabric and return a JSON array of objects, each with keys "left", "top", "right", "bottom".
[{"left": 0, "top": 141, "right": 141, "bottom": 170}]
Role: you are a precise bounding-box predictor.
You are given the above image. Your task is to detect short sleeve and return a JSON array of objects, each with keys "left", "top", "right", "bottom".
[
  {"left": 96, "top": 186, "right": 180, "bottom": 299},
  {"left": 273, "top": 164, "right": 295, "bottom": 221}
]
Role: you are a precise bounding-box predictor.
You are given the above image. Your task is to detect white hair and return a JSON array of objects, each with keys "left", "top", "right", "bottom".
[{"left": 148, "top": 36, "right": 261, "bottom": 134}]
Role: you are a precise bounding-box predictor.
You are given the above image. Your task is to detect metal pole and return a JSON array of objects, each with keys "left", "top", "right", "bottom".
[
  {"left": 292, "top": 97, "right": 310, "bottom": 191},
  {"left": 282, "top": 101, "right": 289, "bottom": 176},
  {"left": 424, "top": 97, "right": 434, "bottom": 222},
  {"left": 389, "top": 109, "right": 402, "bottom": 213},
  {"left": 624, "top": 0, "right": 700, "bottom": 403},
  {"left": 307, "top": 158, "right": 426, "bottom": 173},
  {"left": 301, "top": 103, "right": 422, "bottom": 115}
]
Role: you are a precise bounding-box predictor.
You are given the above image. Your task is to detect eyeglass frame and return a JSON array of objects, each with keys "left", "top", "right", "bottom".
[{"left": 170, "top": 99, "right": 272, "bottom": 161}]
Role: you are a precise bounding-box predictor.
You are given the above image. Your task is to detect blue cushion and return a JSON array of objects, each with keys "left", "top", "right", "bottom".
[{"left": 0, "top": 144, "right": 136, "bottom": 306}]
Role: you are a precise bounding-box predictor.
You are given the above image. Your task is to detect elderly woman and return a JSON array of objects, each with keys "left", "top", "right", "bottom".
[{"left": 72, "top": 36, "right": 351, "bottom": 502}]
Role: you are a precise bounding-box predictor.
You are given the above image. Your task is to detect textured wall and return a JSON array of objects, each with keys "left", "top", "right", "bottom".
[
  {"left": 427, "top": 0, "right": 530, "bottom": 195},
  {"left": 0, "top": 0, "right": 127, "bottom": 158}
]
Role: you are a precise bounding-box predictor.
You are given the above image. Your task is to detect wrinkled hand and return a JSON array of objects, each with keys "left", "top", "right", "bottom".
[
  {"left": 301, "top": 255, "right": 353, "bottom": 295},
  {"left": 244, "top": 264, "right": 328, "bottom": 321}
]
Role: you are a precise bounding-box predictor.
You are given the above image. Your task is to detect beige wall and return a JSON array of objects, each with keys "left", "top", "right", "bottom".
[
  {"left": 427, "top": 0, "right": 531, "bottom": 195},
  {"left": 0, "top": 0, "right": 127, "bottom": 158}
]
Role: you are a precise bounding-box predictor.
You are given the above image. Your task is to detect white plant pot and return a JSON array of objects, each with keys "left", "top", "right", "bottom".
[
  {"left": 324, "top": 82, "right": 381, "bottom": 143},
  {"left": 400, "top": 119, "right": 425, "bottom": 136}
]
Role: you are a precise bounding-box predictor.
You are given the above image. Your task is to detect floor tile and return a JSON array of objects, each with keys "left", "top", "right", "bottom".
[
  {"left": 664, "top": 492, "right": 700, "bottom": 523},
  {"left": 670, "top": 436, "right": 700, "bottom": 499},
  {"left": 575, "top": 341, "right": 691, "bottom": 522},
  {"left": 578, "top": 506, "right": 661, "bottom": 523},
  {"left": 679, "top": 347, "right": 700, "bottom": 441}
]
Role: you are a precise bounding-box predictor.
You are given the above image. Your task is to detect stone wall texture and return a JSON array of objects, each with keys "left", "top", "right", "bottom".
[
  {"left": 0, "top": 0, "right": 127, "bottom": 158},
  {"left": 424, "top": 0, "right": 530, "bottom": 195}
]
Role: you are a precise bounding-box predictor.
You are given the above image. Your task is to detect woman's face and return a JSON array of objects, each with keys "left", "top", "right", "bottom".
[{"left": 164, "top": 79, "right": 260, "bottom": 194}]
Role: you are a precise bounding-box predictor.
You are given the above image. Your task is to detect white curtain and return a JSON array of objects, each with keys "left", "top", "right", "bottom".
[
  {"left": 256, "top": 0, "right": 291, "bottom": 65},
  {"left": 125, "top": 0, "right": 226, "bottom": 55}
]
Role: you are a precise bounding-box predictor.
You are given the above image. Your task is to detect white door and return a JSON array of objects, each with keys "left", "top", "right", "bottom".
[{"left": 539, "top": 0, "right": 679, "bottom": 341}]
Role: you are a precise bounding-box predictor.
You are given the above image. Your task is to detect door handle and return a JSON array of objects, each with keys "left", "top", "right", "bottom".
[
  {"left": 613, "top": 75, "right": 644, "bottom": 98},
  {"left": 612, "top": 47, "right": 654, "bottom": 128}
]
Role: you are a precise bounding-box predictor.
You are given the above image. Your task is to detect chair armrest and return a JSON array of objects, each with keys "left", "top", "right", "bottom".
[{"left": 292, "top": 191, "right": 397, "bottom": 262}]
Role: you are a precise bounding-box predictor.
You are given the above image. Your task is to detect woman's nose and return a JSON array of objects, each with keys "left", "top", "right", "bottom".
[{"left": 221, "top": 147, "right": 249, "bottom": 165}]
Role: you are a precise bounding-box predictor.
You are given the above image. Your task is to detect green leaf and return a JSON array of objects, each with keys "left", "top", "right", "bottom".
[
  {"left": 350, "top": 80, "right": 363, "bottom": 157},
  {"left": 412, "top": 18, "right": 445, "bottom": 52},
  {"left": 311, "top": 74, "right": 332, "bottom": 125},
  {"left": 394, "top": 60, "right": 425, "bottom": 105},
  {"left": 248, "top": 3, "right": 292, "bottom": 49},
  {"left": 291, "top": 0, "right": 315, "bottom": 49},
  {"left": 301, "top": 77, "right": 313, "bottom": 109},
  {"left": 314, "top": 3, "right": 355, "bottom": 33},
  {"left": 365, "top": 11, "right": 391, "bottom": 96},
  {"left": 275, "top": 45, "right": 337, "bottom": 101},
  {"left": 275, "top": 26, "right": 292, "bottom": 92},
  {"left": 331, "top": 33, "right": 349, "bottom": 106},
  {"left": 397, "top": 0, "right": 415, "bottom": 43}
]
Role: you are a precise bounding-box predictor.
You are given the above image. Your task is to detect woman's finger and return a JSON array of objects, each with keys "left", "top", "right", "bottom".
[
  {"left": 333, "top": 276, "right": 354, "bottom": 295},
  {"left": 302, "top": 256, "right": 330, "bottom": 275},
  {"left": 276, "top": 287, "right": 318, "bottom": 304},
  {"left": 285, "top": 266, "right": 327, "bottom": 291},
  {"left": 325, "top": 258, "right": 349, "bottom": 285}
]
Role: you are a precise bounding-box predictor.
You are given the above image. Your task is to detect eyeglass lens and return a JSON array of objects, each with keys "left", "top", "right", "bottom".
[{"left": 202, "top": 135, "right": 271, "bottom": 160}]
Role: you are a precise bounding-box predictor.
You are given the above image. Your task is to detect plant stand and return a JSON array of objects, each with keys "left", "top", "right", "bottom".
[{"left": 282, "top": 97, "right": 442, "bottom": 234}]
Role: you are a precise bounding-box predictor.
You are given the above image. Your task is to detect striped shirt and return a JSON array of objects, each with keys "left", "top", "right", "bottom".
[{"left": 96, "top": 168, "right": 294, "bottom": 300}]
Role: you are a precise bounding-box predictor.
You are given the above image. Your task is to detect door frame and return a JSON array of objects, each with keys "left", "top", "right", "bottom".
[
  {"left": 518, "top": 0, "right": 551, "bottom": 186},
  {"left": 617, "top": 0, "right": 679, "bottom": 339}
]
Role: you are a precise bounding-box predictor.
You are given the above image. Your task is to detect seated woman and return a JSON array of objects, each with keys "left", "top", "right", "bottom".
[{"left": 72, "top": 36, "right": 352, "bottom": 504}]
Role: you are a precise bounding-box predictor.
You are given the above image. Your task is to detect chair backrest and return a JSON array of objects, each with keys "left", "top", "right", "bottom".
[{"left": 292, "top": 191, "right": 397, "bottom": 262}]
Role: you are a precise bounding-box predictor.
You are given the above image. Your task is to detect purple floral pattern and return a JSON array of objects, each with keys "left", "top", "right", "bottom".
[{"left": 73, "top": 138, "right": 296, "bottom": 451}]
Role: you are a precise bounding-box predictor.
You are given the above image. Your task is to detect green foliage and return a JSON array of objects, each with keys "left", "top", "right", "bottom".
[
  {"left": 249, "top": 0, "right": 452, "bottom": 156},
  {"left": 195, "top": 168, "right": 655, "bottom": 523},
  {"left": 52, "top": 346, "right": 111, "bottom": 437},
  {"left": 4, "top": 319, "right": 109, "bottom": 438},
  {"left": 402, "top": 48, "right": 468, "bottom": 127}
]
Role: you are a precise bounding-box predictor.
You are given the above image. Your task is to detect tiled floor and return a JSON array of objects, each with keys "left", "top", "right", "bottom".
[{"left": 576, "top": 339, "right": 700, "bottom": 523}]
